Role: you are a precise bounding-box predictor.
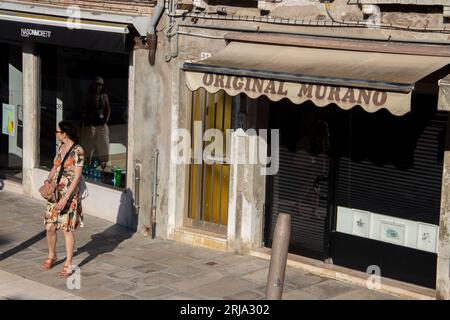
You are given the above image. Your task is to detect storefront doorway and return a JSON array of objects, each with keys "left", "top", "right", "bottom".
[
  {"left": 264, "top": 94, "right": 444, "bottom": 288},
  {"left": 264, "top": 100, "right": 334, "bottom": 260},
  {"left": 0, "top": 42, "right": 23, "bottom": 182},
  {"left": 186, "top": 89, "right": 233, "bottom": 234}
]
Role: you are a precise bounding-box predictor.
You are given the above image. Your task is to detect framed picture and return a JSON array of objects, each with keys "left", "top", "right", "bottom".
[{"left": 380, "top": 221, "right": 406, "bottom": 246}]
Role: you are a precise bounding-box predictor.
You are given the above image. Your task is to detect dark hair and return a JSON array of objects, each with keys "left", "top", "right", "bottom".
[{"left": 58, "top": 120, "right": 79, "bottom": 144}]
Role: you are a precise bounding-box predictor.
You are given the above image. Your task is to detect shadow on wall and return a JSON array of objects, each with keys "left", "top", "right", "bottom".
[{"left": 116, "top": 188, "right": 138, "bottom": 232}]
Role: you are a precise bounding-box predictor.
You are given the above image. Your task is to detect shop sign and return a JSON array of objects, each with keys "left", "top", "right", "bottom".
[
  {"left": 21, "top": 28, "right": 52, "bottom": 38},
  {"left": 185, "top": 72, "right": 412, "bottom": 116}
]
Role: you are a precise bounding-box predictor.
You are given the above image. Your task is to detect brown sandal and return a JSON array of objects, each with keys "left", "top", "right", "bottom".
[
  {"left": 57, "top": 265, "right": 75, "bottom": 278},
  {"left": 40, "top": 257, "right": 57, "bottom": 270}
]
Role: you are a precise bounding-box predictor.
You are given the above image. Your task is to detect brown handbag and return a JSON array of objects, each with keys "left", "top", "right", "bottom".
[
  {"left": 38, "top": 143, "right": 76, "bottom": 203},
  {"left": 39, "top": 183, "right": 57, "bottom": 203}
]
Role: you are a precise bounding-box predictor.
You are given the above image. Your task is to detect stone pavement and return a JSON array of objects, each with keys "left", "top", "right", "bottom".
[
  {"left": 0, "top": 190, "right": 398, "bottom": 300},
  {"left": 0, "top": 269, "right": 84, "bottom": 300}
]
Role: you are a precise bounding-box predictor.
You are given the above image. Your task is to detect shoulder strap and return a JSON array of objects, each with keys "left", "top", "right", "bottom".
[{"left": 56, "top": 144, "right": 77, "bottom": 184}]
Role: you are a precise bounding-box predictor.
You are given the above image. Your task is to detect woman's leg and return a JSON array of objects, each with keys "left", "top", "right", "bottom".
[
  {"left": 45, "top": 223, "right": 57, "bottom": 258},
  {"left": 62, "top": 230, "right": 75, "bottom": 266}
]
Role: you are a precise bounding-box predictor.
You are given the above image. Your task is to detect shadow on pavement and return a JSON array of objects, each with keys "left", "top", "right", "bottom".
[
  {"left": 0, "top": 231, "right": 46, "bottom": 261},
  {"left": 64, "top": 225, "right": 134, "bottom": 268}
]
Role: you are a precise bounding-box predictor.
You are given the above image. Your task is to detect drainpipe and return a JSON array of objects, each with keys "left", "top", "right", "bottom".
[{"left": 147, "top": 2, "right": 165, "bottom": 65}]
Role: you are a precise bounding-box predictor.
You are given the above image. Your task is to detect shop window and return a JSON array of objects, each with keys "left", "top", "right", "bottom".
[
  {"left": 0, "top": 42, "right": 23, "bottom": 181},
  {"left": 39, "top": 45, "right": 129, "bottom": 189}
]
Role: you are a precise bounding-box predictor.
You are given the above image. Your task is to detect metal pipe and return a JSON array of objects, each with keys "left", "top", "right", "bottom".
[
  {"left": 175, "top": 23, "right": 450, "bottom": 47},
  {"left": 147, "top": 1, "right": 165, "bottom": 65},
  {"left": 266, "top": 213, "right": 291, "bottom": 300},
  {"left": 151, "top": 149, "right": 159, "bottom": 239},
  {"left": 148, "top": 2, "right": 165, "bottom": 35},
  {"left": 168, "top": 6, "right": 450, "bottom": 34},
  {"left": 134, "top": 163, "right": 141, "bottom": 215}
]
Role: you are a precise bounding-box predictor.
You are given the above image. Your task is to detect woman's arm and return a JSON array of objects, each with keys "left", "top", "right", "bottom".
[
  {"left": 44, "top": 164, "right": 57, "bottom": 187},
  {"left": 46, "top": 166, "right": 57, "bottom": 182},
  {"left": 64, "top": 166, "right": 82, "bottom": 199}
]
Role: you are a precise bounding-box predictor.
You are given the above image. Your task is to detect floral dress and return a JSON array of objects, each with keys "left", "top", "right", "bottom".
[{"left": 44, "top": 144, "right": 85, "bottom": 231}]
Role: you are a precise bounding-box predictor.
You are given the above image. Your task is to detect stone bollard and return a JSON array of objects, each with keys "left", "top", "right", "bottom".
[{"left": 265, "top": 213, "right": 291, "bottom": 300}]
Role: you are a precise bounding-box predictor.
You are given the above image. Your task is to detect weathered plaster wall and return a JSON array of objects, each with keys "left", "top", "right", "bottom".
[{"left": 133, "top": 16, "right": 173, "bottom": 239}]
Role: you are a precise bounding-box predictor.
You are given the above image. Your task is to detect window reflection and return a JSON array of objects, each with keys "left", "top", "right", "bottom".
[{"left": 39, "top": 46, "right": 128, "bottom": 189}]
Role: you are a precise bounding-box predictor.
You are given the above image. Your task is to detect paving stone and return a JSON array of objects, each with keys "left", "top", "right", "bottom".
[
  {"left": 191, "top": 276, "right": 257, "bottom": 298},
  {"left": 62, "top": 295, "right": 85, "bottom": 300},
  {"left": 164, "top": 265, "right": 206, "bottom": 278},
  {"left": 223, "top": 290, "right": 264, "bottom": 300},
  {"left": 133, "top": 263, "right": 167, "bottom": 274},
  {"left": 109, "top": 269, "right": 141, "bottom": 279},
  {"left": 77, "top": 274, "right": 115, "bottom": 289},
  {"left": 282, "top": 289, "right": 318, "bottom": 300},
  {"left": 110, "top": 294, "right": 138, "bottom": 300},
  {"left": 301, "top": 279, "right": 359, "bottom": 299},
  {"left": 104, "top": 281, "right": 138, "bottom": 293},
  {"left": 76, "top": 287, "right": 118, "bottom": 300},
  {"left": 142, "top": 272, "right": 182, "bottom": 286},
  {"left": 219, "top": 259, "right": 269, "bottom": 276},
  {"left": 80, "top": 261, "right": 121, "bottom": 273},
  {"left": 329, "top": 288, "right": 399, "bottom": 300},
  {"left": 167, "top": 271, "right": 225, "bottom": 291},
  {"left": 283, "top": 272, "right": 324, "bottom": 289},
  {"left": 164, "top": 293, "right": 206, "bottom": 300},
  {"left": 137, "top": 249, "right": 177, "bottom": 261},
  {"left": 134, "top": 286, "right": 175, "bottom": 299},
  {"left": 254, "top": 282, "right": 297, "bottom": 295},
  {"left": 241, "top": 268, "right": 269, "bottom": 286},
  {"left": 90, "top": 253, "right": 145, "bottom": 268},
  {"left": 212, "top": 254, "right": 249, "bottom": 265},
  {"left": 157, "top": 256, "right": 196, "bottom": 268},
  {"left": 184, "top": 249, "right": 222, "bottom": 261}
]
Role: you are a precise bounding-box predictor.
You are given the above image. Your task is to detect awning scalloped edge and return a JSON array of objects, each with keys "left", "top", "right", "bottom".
[{"left": 185, "top": 71, "right": 412, "bottom": 117}]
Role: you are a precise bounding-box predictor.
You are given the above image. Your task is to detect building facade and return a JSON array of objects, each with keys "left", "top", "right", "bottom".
[
  {"left": 1, "top": 0, "right": 450, "bottom": 299},
  {"left": 164, "top": 0, "right": 450, "bottom": 299}
]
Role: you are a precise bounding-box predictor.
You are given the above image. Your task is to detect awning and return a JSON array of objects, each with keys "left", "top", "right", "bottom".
[
  {"left": 0, "top": 9, "right": 129, "bottom": 53},
  {"left": 183, "top": 42, "right": 450, "bottom": 116}
]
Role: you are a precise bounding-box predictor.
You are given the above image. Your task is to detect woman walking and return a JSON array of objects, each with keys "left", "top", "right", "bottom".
[{"left": 40, "top": 120, "right": 85, "bottom": 277}]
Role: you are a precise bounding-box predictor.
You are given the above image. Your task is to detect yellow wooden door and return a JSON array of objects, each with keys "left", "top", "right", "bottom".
[{"left": 188, "top": 89, "right": 232, "bottom": 232}]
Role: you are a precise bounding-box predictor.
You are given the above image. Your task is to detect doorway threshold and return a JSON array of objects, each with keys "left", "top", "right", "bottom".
[
  {"left": 251, "top": 247, "right": 435, "bottom": 300},
  {"left": 174, "top": 227, "right": 227, "bottom": 252}
]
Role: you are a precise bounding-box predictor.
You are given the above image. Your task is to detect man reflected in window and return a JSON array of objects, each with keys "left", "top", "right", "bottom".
[{"left": 81, "top": 76, "right": 110, "bottom": 165}]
